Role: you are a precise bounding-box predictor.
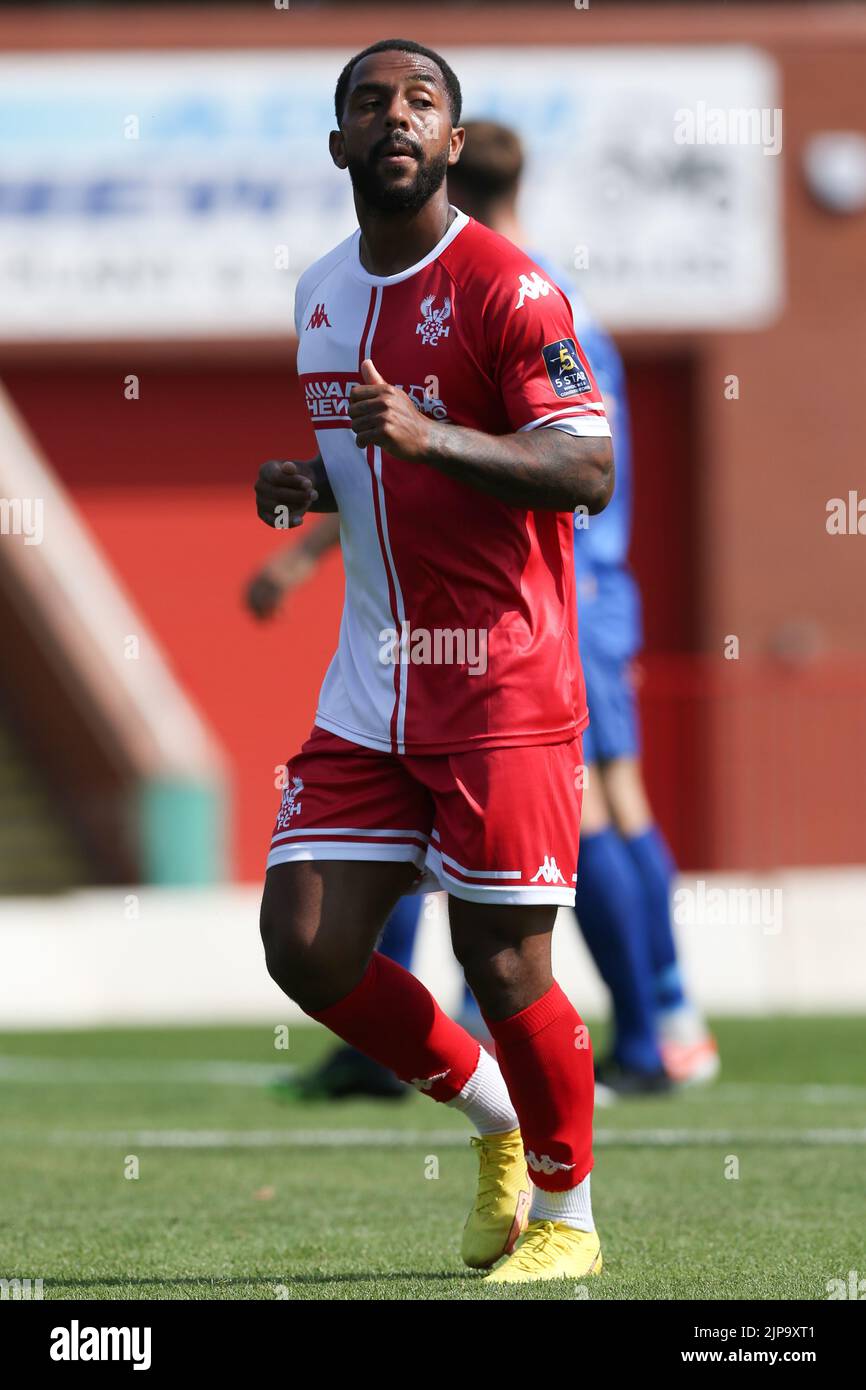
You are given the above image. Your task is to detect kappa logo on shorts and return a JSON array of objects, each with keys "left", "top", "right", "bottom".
[
  {"left": 531, "top": 856, "right": 567, "bottom": 885},
  {"left": 541, "top": 338, "right": 593, "bottom": 399},
  {"left": 276, "top": 775, "right": 304, "bottom": 829}
]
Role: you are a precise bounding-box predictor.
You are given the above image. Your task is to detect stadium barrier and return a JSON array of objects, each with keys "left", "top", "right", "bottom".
[{"left": 1, "top": 872, "right": 864, "bottom": 1028}]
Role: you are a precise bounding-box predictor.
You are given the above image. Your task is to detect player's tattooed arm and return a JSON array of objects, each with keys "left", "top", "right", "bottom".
[
  {"left": 423, "top": 426, "right": 613, "bottom": 513},
  {"left": 254, "top": 453, "right": 337, "bottom": 528},
  {"left": 348, "top": 358, "right": 613, "bottom": 513}
]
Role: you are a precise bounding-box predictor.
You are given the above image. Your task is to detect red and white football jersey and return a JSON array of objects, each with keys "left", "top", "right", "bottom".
[{"left": 294, "top": 209, "right": 610, "bottom": 755}]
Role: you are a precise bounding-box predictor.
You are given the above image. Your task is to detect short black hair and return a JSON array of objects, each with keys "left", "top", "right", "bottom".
[
  {"left": 334, "top": 39, "right": 462, "bottom": 127},
  {"left": 448, "top": 120, "right": 524, "bottom": 201}
]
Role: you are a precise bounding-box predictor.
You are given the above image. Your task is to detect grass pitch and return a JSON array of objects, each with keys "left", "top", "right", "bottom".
[{"left": 1, "top": 1017, "right": 863, "bottom": 1300}]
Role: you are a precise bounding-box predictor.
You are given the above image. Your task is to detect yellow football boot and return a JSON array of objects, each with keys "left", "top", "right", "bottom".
[
  {"left": 461, "top": 1128, "right": 531, "bottom": 1269},
  {"left": 484, "top": 1219, "right": 603, "bottom": 1284}
]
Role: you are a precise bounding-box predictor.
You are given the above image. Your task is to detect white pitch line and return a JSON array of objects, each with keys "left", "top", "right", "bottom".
[
  {"left": 0, "top": 1057, "right": 295, "bottom": 1086},
  {"left": 2, "top": 1057, "right": 865, "bottom": 1104},
  {"left": 38, "top": 1126, "right": 866, "bottom": 1150},
  {"left": 681, "top": 1083, "right": 866, "bottom": 1105}
]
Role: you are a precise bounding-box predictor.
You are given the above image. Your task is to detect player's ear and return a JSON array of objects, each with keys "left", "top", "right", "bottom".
[
  {"left": 329, "top": 129, "right": 348, "bottom": 170},
  {"left": 447, "top": 125, "right": 465, "bottom": 167}
]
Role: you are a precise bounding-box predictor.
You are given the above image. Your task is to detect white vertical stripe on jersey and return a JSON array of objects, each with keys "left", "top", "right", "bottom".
[
  {"left": 370, "top": 443, "right": 409, "bottom": 753},
  {"left": 361, "top": 283, "right": 382, "bottom": 362},
  {"left": 359, "top": 284, "right": 410, "bottom": 754}
]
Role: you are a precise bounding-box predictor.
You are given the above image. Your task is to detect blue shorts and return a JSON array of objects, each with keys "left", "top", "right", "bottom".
[
  {"left": 581, "top": 648, "right": 640, "bottom": 763},
  {"left": 576, "top": 564, "right": 642, "bottom": 765}
]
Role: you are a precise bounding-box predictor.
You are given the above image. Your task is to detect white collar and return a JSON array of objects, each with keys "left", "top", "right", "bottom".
[{"left": 349, "top": 207, "right": 469, "bottom": 286}]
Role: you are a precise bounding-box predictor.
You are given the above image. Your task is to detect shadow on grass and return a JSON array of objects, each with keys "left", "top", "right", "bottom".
[{"left": 42, "top": 1272, "right": 476, "bottom": 1290}]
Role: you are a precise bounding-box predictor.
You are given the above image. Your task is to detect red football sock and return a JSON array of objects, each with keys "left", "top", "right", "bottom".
[
  {"left": 483, "top": 982, "right": 594, "bottom": 1191},
  {"left": 309, "top": 951, "right": 480, "bottom": 1102}
]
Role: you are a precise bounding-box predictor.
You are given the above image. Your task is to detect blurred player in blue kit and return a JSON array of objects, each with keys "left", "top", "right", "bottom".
[{"left": 247, "top": 120, "right": 718, "bottom": 1100}]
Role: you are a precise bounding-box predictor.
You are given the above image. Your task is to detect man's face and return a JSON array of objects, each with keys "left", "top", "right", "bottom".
[{"left": 331, "top": 51, "right": 463, "bottom": 214}]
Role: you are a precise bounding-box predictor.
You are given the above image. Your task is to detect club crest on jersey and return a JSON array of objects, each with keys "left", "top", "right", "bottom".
[
  {"left": 515, "top": 270, "right": 553, "bottom": 309},
  {"left": 416, "top": 294, "right": 451, "bottom": 345},
  {"left": 541, "top": 338, "right": 593, "bottom": 399}
]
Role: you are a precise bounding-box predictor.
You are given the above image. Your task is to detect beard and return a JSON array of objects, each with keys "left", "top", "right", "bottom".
[{"left": 347, "top": 143, "right": 451, "bottom": 214}]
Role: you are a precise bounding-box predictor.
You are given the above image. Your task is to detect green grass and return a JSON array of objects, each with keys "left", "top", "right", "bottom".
[{"left": 0, "top": 1018, "right": 863, "bottom": 1300}]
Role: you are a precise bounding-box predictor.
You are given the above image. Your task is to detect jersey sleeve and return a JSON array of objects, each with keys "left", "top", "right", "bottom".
[
  {"left": 293, "top": 273, "right": 306, "bottom": 338},
  {"left": 486, "top": 270, "right": 611, "bottom": 439}
]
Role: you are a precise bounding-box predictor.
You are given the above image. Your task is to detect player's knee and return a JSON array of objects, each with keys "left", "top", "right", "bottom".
[
  {"left": 259, "top": 882, "right": 314, "bottom": 1002},
  {"left": 260, "top": 878, "right": 361, "bottom": 1010},
  {"left": 459, "top": 944, "right": 522, "bottom": 1013},
  {"left": 260, "top": 909, "right": 300, "bottom": 997},
  {"left": 455, "top": 917, "right": 553, "bottom": 1016}
]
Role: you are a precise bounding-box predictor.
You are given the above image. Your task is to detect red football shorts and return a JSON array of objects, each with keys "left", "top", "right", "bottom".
[{"left": 267, "top": 725, "right": 584, "bottom": 906}]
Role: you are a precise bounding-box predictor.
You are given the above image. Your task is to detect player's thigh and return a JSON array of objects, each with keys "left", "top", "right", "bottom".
[
  {"left": 580, "top": 761, "right": 609, "bottom": 834},
  {"left": 600, "top": 755, "right": 653, "bottom": 837},
  {"left": 261, "top": 858, "right": 418, "bottom": 1007}
]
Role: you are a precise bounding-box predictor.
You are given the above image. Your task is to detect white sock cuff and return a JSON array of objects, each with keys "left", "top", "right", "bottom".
[
  {"left": 529, "top": 1172, "right": 594, "bottom": 1232},
  {"left": 447, "top": 1045, "right": 518, "bottom": 1135}
]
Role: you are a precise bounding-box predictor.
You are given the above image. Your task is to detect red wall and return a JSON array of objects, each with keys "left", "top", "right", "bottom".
[{"left": 5, "top": 365, "right": 338, "bottom": 880}]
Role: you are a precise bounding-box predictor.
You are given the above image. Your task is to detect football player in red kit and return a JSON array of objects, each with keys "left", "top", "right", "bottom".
[{"left": 254, "top": 39, "right": 613, "bottom": 1283}]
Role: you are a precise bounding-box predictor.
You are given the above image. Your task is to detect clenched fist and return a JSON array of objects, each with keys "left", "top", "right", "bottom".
[
  {"left": 254, "top": 459, "right": 318, "bottom": 529},
  {"left": 348, "top": 359, "right": 434, "bottom": 461}
]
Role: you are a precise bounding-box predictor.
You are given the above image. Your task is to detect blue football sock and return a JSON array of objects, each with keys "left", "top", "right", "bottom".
[
  {"left": 575, "top": 828, "right": 664, "bottom": 1073},
  {"left": 377, "top": 893, "right": 422, "bottom": 972},
  {"left": 624, "top": 827, "right": 687, "bottom": 1014}
]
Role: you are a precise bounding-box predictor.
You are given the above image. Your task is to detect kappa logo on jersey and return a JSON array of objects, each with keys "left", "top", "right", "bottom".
[
  {"left": 531, "top": 856, "right": 567, "bottom": 885},
  {"left": 526, "top": 1150, "right": 577, "bottom": 1175},
  {"left": 305, "top": 303, "right": 331, "bottom": 330},
  {"left": 304, "top": 377, "right": 449, "bottom": 423},
  {"left": 541, "top": 338, "right": 593, "bottom": 399},
  {"left": 515, "top": 270, "right": 553, "bottom": 309},
  {"left": 275, "top": 775, "right": 304, "bottom": 829},
  {"left": 416, "top": 294, "right": 451, "bottom": 345}
]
